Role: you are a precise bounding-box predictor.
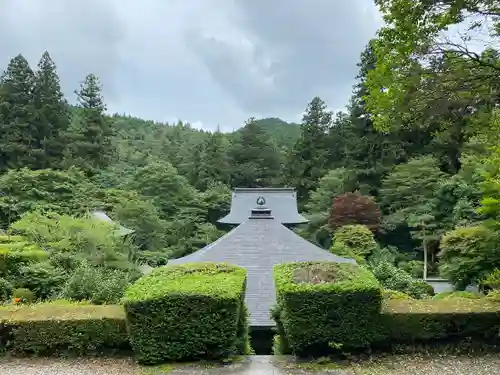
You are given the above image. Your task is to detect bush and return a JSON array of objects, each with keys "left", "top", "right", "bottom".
[
  {"left": 482, "top": 269, "right": 500, "bottom": 290},
  {"left": 273, "top": 261, "right": 382, "bottom": 356},
  {"left": 135, "top": 250, "right": 169, "bottom": 267},
  {"left": 331, "top": 225, "right": 379, "bottom": 259},
  {"left": 432, "top": 291, "right": 482, "bottom": 300},
  {"left": 59, "top": 262, "right": 131, "bottom": 304},
  {"left": 382, "top": 289, "right": 413, "bottom": 300},
  {"left": 379, "top": 299, "right": 500, "bottom": 344},
  {"left": 17, "top": 262, "right": 67, "bottom": 300},
  {"left": 0, "top": 248, "right": 48, "bottom": 279},
  {"left": 123, "top": 262, "right": 247, "bottom": 364},
  {"left": 12, "top": 288, "right": 36, "bottom": 304},
  {"left": 398, "top": 260, "right": 424, "bottom": 278},
  {"left": 407, "top": 280, "right": 435, "bottom": 298},
  {"left": 0, "top": 278, "right": 13, "bottom": 301},
  {"left": 439, "top": 225, "right": 495, "bottom": 290},
  {"left": 370, "top": 262, "right": 432, "bottom": 299},
  {"left": 0, "top": 301, "right": 129, "bottom": 355}
]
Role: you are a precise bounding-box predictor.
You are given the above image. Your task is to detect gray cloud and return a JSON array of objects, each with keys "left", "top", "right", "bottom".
[{"left": 0, "top": 0, "right": 381, "bottom": 130}]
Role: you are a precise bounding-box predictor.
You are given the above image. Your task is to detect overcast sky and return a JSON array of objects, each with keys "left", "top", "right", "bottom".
[{"left": 0, "top": 0, "right": 382, "bottom": 131}]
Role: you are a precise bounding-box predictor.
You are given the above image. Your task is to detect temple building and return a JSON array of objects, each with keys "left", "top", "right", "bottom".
[{"left": 168, "top": 188, "right": 356, "bottom": 329}]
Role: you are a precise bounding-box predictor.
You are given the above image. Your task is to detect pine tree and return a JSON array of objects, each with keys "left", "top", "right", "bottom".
[
  {"left": 69, "top": 74, "right": 114, "bottom": 172},
  {"left": 230, "top": 118, "right": 280, "bottom": 188},
  {"left": 287, "top": 96, "right": 332, "bottom": 201},
  {"left": 198, "top": 128, "right": 231, "bottom": 188},
  {"left": 0, "top": 54, "right": 37, "bottom": 170},
  {"left": 33, "top": 51, "right": 70, "bottom": 169}
]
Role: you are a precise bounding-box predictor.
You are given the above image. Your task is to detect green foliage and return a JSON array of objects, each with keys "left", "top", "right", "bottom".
[
  {"left": 112, "top": 199, "right": 167, "bottom": 251},
  {"left": 305, "top": 168, "right": 356, "bottom": 214},
  {"left": 380, "top": 156, "right": 446, "bottom": 229},
  {"left": 370, "top": 262, "right": 433, "bottom": 299},
  {"left": 273, "top": 261, "right": 382, "bottom": 356},
  {"left": 439, "top": 225, "right": 498, "bottom": 289},
  {"left": 0, "top": 302, "right": 129, "bottom": 355},
  {"left": 11, "top": 211, "right": 132, "bottom": 268},
  {"left": 0, "top": 54, "right": 37, "bottom": 171},
  {"left": 123, "top": 262, "right": 248, "bottom": 364},
  {"left": 18, "top": 261, "right": 66, "bottom": 300},
  {"left": 0, "top": 277, "right": 13, "bottom": 301},
  {"left": 398, "top": 260, "right": 424, "bottom": 278},
  {"left": 407, "top": 280, "right": 435, "bottom": 298},
  {"left": 286, "top": 97, "right": 333, "bottom": 201},
  {"left": 229, "top": 118, "right": 281, "bottom": 188},
  {"left": 59, "top": 262, "right": 131, "bottom": 304},
  {"left": 12, "top": 288, "right": 35, "bottom": 303},
  {"left": 0, "top": 246, "right": 48, "bottom": 280},
  {"left": 382, "top": 289, "right": 413, "bottom": 300},
  {"left": 66, "top": 73, "right": 114, "bottom": 172},
  {"left": 331, "top": 225, "right": 378, "bottom": 259},
  {"left": 482, "top": 269, "right": 500, "bottom": 290},
  {"left": 0, "top": 167, "right": 93, "bottom": 228}
]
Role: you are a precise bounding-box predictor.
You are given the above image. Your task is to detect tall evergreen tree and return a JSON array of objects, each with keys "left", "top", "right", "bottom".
[
  {"left": 69, "top": 74, "right": 114, "bottom": 172},
  {"left": 229, "top": 118, "right": 280, "bottom": 188},
  {"left": 198, "top": 128, "right": 231, "bottom": 188},
  {"left": 33, "top": 51, "right": 70, "bottom": 169},
  {"left": 0, "top": 54, "right": 36, "bottom": 170},
  {"left": 286, "top": 96, "right": 332, "bottom": 201}
]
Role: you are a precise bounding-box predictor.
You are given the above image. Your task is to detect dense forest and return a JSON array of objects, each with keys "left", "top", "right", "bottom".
[{"left": 0, "top": 0, "right": 499, "bottom": 305}]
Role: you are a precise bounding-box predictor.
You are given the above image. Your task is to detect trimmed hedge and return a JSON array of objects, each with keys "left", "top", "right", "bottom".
[
  {"left": 0, "top": 248, "right": 47, "bottom": 279},
  {"left": 123, "top": 262, "right": 248, "bottom": 364},
  {"left": 273, "top": 261, "right": 382, "bottom": 356},
  {"left": 0, "top": 301, "right": 129, "bottom": 355},
  {"left": 379, "top": 299, "right": 500, "bottom": 344}
]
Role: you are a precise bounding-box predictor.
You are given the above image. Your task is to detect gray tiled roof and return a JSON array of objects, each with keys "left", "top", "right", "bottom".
[
  {"left": 91, "top": 211, "right": 134, "bottom": 237},
  {"left": 218, "top": 188, "right": 308, "bottom": 225},
  {"left": 168, "top": 218, "right": 356, "bottom": 327}
]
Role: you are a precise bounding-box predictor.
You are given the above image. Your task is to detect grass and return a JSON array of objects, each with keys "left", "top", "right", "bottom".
[
  {"left": 0, "top": 300, "right": 125, "bottom": 321},
  {"left": 123, "top": 262, "right": 246, "bottom": 302}
]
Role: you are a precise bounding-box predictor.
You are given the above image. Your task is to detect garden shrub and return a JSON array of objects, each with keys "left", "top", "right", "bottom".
[
  {"left": 0, "top": 247, "right": 48, "bottom": 278},
  {"left": 12, "top": 288, "right": 35, "bottom": 304},
  {"left": 123, "top": 262, "right": 247, "bottom": 364},
  {"left": 382, "top": 289, "right": 413, "bottom": 300},
  {"left": 482, "top": 269, "right": 500, "bottom": 290},
  {"left": 379, "top": 299, "right": 500, "bottom": 344},
  {"left": 0, "top": 278, "right": 13, "bottom": 301},
  {"left": 135, "top": 250, "right": 170, "bottom": 267},
  {"left": 439, "top": 225, "right": 495, "bottom": 290},
  {"left": 330, "top": 225, "right": 379, "bottom": 260},
  {"left": 0, "top": 301, "right": 129, "bottom": 355},
  {"left": 407, "top": 280, "right": 435, "bottom": 298},
  {"left": 17, "top": 262, "right": 67, "bottom": 300},
  {"left": 273, "top": 261, "right": 382, "bottom": 356},
  {"left": 59, "top": 262, "right": 131, "bottom": 304},
  {"left": 432, "top": 291, "right": 482, "bottom": 300},
  {"left": 398, "top": 260, "right": 424, "bottom": 278},
  {"left": 370, "top": 262, "right": 433, "bottom": 298}
]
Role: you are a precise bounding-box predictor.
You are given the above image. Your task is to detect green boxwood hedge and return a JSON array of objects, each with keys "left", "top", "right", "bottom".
[
  {"left": 378, "top": 299, "right": 500, "bottom": 344},
  {"left": 273, "top": 261, "right": 382, "bottom": 356},
  {"left": 0, "top": 301, "right": 129, "bottom": 355},
  {"left": 123, "top": 262, "right": 248, "bottom": 364}
]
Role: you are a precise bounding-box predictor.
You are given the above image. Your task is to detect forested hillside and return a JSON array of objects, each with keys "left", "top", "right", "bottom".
[{"left": 0, "top": 0, "right": 499, "bottom": 303}]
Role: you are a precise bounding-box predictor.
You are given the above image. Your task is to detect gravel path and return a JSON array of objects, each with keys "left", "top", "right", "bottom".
[{"left": 1, "top": 354, "right": 500, "bottom": 375}]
